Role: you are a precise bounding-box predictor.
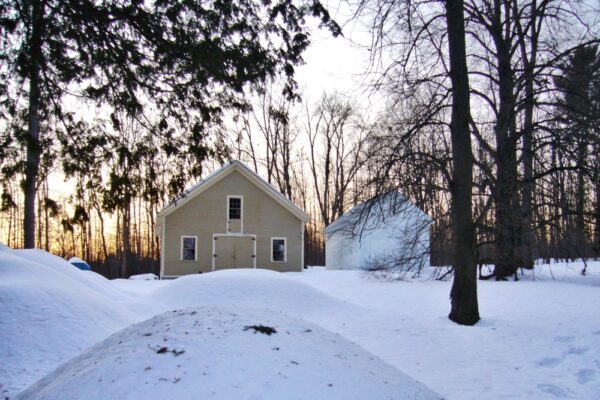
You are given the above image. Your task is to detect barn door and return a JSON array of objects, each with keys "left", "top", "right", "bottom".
[{"left": 213, "top": 235, "right": 255, "bottom": 270}]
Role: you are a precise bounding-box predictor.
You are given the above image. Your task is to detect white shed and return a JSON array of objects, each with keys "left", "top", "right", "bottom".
[{"left": 324, "top": 192, "right": 432, "bottom": 271}]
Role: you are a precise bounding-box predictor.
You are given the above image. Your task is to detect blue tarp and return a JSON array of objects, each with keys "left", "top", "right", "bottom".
[{"left": 70, "top": 261, "right": 91, "bottom": 271}]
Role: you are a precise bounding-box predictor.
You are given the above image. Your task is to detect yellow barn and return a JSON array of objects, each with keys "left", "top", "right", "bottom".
[{"left": 157, "top": 161, "right": 308, "bottom": 278}]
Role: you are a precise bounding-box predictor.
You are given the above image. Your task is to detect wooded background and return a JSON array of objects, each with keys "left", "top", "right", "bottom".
[{"left": 0, "top": 0, "right": 598, "bottom": 281}]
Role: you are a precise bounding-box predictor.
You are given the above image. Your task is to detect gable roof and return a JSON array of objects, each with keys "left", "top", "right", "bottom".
[
  {"left": 157, "top": 160, "right": 308, "bottom": 223},
  {"left": 324, "top": 191, "right": 432, "bottom": 237}
]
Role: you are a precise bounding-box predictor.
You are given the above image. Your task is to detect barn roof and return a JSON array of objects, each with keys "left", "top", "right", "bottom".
[
  {"left": 324, "top": 191, "right": 432, "bottom": 237},
  {"left": 157, "top": 160, "right": 308, "bottom": 223}
]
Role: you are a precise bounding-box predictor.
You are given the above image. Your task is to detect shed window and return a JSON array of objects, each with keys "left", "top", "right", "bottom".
[
  {"left": 271, "top": 237, "right": 286, "bottom": 262},
  {"left": 181, "top": 236, "right": 197, "bottom": 261},
  {"left": 229, "top": 197, "right": 242, "bottom": 219}
]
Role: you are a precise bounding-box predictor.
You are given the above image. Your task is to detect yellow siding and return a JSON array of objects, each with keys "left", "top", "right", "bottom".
[{"left": 163, "top": 169, "right": 303, "bottom": 275}]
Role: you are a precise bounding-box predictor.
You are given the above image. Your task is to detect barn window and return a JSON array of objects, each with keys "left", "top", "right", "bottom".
[
  {"left": 228, "top": 196, "right": 242, "bottom": 220},
  {"left": 181, "top": 236, "right": 197, "bottom": 261},
  {"left": 271, "top": 237, "right": 286, "bottom": 262}
]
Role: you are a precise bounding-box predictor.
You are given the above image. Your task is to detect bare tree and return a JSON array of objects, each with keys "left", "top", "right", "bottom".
[
  {"left": 238, "top": 91, "right": 299, "bottom": 200},
  {"left": 445, "top": 0, "right": 480, "bottom": 325},
  {"left": 306, "top": 93, "right": 372, "bottom": 227}
]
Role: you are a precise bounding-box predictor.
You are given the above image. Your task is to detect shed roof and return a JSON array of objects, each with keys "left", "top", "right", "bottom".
[
  {"left": 324, "top": 191, "right": 432, "bottom": 237},
  {"left": 157, "top": 161, "right": 309, "bottom": 223}
]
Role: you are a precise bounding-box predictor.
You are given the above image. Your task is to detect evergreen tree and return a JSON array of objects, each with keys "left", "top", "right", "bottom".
[{"left": 0, "top": 0, "right": 340, "bottom": 248}]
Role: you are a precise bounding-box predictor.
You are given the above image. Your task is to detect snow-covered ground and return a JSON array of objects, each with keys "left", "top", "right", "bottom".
[
  {"left": 1, "top": 247, "right": 599, "bottom": 399},
  {"left": 293, "top": 265, "right": 600, "bottom": 400}
]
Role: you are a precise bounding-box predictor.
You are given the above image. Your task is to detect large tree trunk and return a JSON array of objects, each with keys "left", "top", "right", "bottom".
[
  {"left": 520, "top": 110, "right": 535, "bottom": 268},
  {"left": 494, "top": 136, "right": 520, "bottom": 279},
  {"left": 24, "top": 0, "right": 45, "bottom": 249},
  {"left": 490, "top": 0, "right": 521, "bottom": 279},
  {"left": 516, "top": 0, "right": 538, "bottom": 270},
  {"left": 446, "top": 0, "right": 480, "bottom": 326},
  {"left": 520, "top": 63, "right": 536, "bottom": 270}
]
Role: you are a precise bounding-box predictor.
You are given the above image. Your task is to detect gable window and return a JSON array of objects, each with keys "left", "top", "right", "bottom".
[
  {"left": 271, "top": 237, "right": 286, "bottom": 262},
  {"left": 229, "top": 196, "right": 242, "bottom": 219},
  {"left": 181, "top": 236, "right": 197, "bottom": 261}
]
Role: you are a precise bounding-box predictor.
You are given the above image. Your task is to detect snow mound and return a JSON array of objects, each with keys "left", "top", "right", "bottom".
[
  {"left": 17, "top": 306, "right": 440, "bottom": 400},
  {"left": 130, "top": 269, "right": 353, "bottom": 319},
  {"left": 12, "top": 249, "right": 130, "bottom": 301},
  {"left": 0, "top": 251, "right": 139, "bottom": 398}
]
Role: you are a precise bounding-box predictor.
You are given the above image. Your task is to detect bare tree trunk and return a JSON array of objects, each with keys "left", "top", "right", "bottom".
[
  {"left": 594, "top": 141, "right": 600, "bottom": 254},
  {"left": 595, "top": 171, "right": 600, "bottom": 254},
  {"left": 121, "top": 203, "right": 131, "bottom": 278},
  {"left": 446, "top": 0, "right": 480, "bottom": 326},
  {"left": 37, "top": 186, "right": 43, "bottom": 248},
  {"left": 575, "top": 139, "right": 587, "bottom": 249},
  {"left": 8, "top": 198, "right": 13, "bottom": 247},
  {"left": 92, "top": 198, "right": 109, "bottom": 262},
  {"left": 489, "top": 0, "right": 521, "bottom": 279},
  {"left": 515, "top": 0, "right": 539, "bottom": 270},
  {"left": 44, "top": 178, "right": 50, "bottom": 251},
  {"left": 494, "top": 137, "right": 520, "bottom": 278}
]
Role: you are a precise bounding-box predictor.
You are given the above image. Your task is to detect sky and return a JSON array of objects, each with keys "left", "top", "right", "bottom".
[{"left": 294, "top": 1, "right": 382, "bottom": 109}]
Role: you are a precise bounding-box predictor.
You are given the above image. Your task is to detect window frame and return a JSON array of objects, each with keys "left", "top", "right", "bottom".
[
  {"left": 271, "top": 237, "right": 287, "bottom": 263},
  {"left": 180, "top": 235, "right": 198, "bottom": 261},
  {"left": 227, "top": 195, "right": 243, "bottom": 220}
]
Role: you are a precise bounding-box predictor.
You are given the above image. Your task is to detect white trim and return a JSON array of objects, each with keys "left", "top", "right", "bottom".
[
  {"left": 226, "top": 195, "right": 244, "bottom": 233},
  {"left": 271, "top": 237, "right": 287, "bottom": 263},
  {"left": 180, "top": 235, "right": 198, "bottom": 261},
  {"left": 212, "top": 233, "right": 257, "bottom": 271},
  {"left": 211, "top": 234, "right": 216, "bottom": 271},
  {"left": 160, "top": 222, "right": 165, "bottom": 279},
  {"left": 300, "top": 221, "right": 305, "bottom": 271},
  {"left": 253, "top": 235, "right": 257, "bottom": 269}
]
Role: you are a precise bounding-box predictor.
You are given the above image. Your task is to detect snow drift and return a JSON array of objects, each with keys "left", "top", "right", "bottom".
[
  {"left": 14, "top": 249, "right": 130, "bottom": 301},
  {"left": 0, "top": 251, "right": 138, "bottom": 398},
  {"left": 127, "top": 268, "right": 354, "bottom": 320},
  {"left": 17, "top": 306, "right": 441, "bottom": 400}
]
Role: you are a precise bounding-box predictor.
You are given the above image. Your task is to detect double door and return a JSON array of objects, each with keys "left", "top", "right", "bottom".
[{"left": 213, "top": 234, "right": 255, "bottom": 270}]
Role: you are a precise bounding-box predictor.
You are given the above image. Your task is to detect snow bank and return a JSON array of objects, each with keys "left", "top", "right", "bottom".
[
  {"left": 13, "top": 249, "right": 130, "bottom": 301},
  {"left": 17, "top": 306, "right": 440, "bottom": 400},
  {"left": 0, "top": 251, "right": 139, "bottom": 398},
  {"left": 127, "top": 268, "right": 353, "bottom": 320}
]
